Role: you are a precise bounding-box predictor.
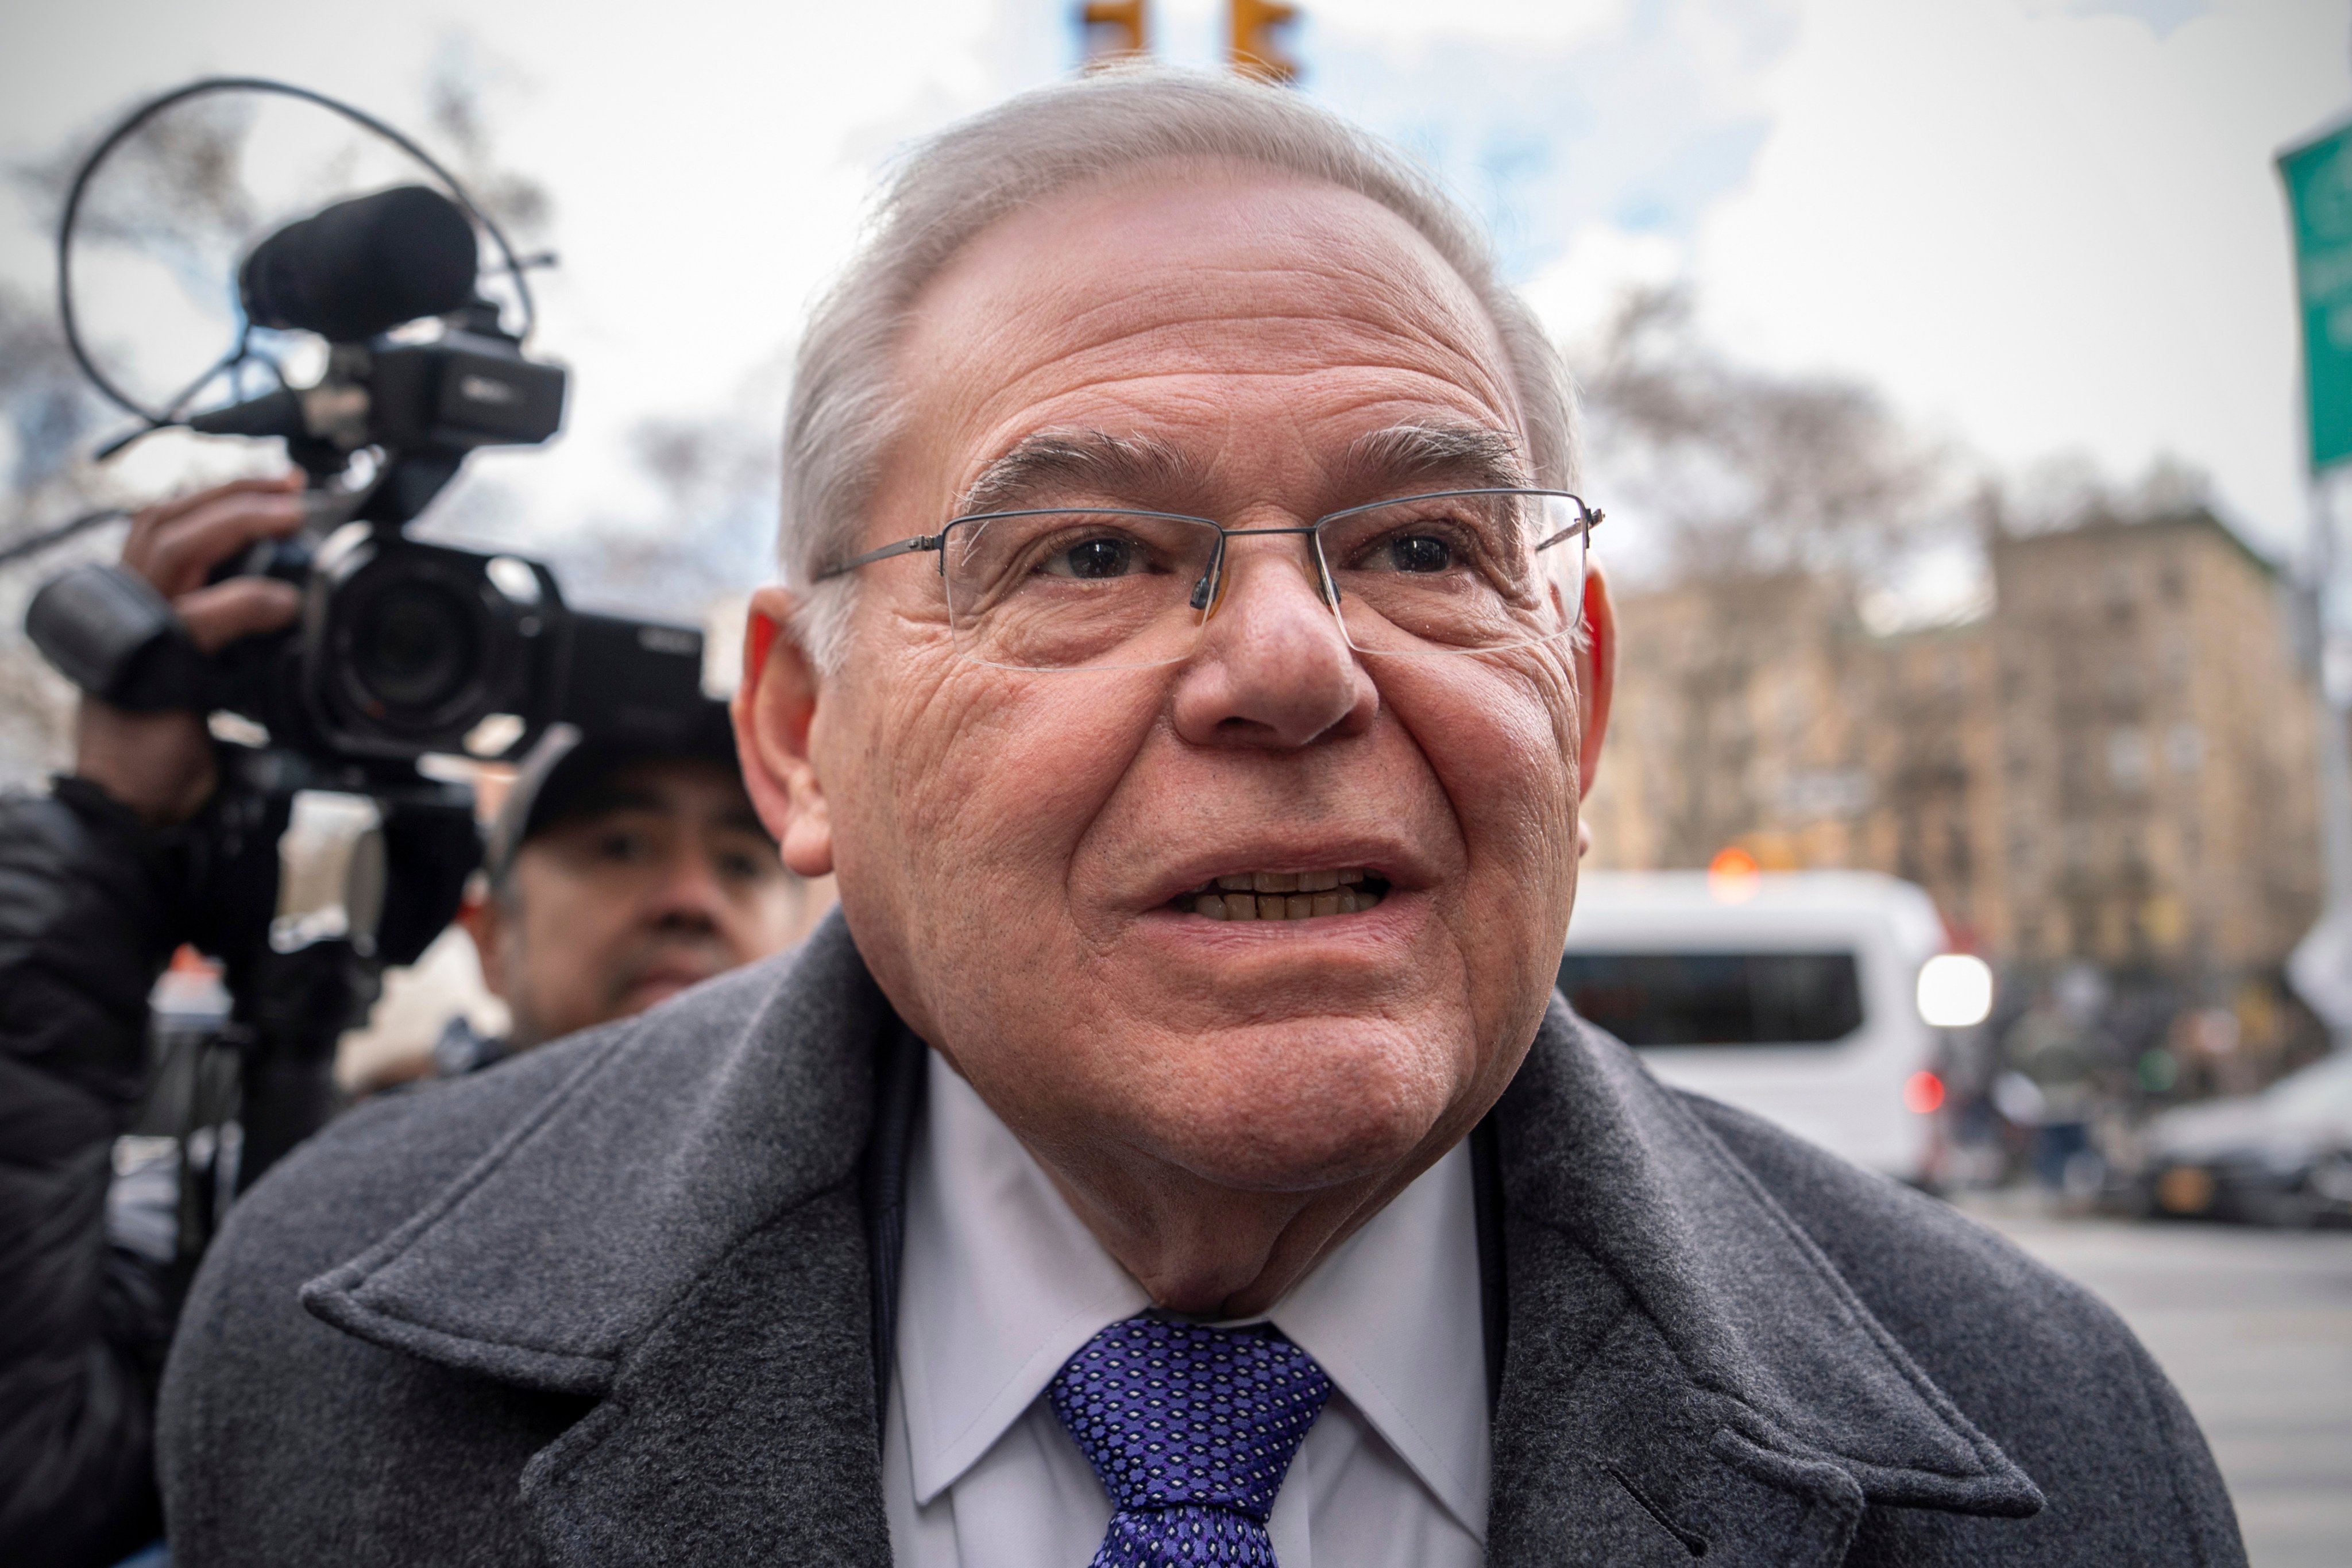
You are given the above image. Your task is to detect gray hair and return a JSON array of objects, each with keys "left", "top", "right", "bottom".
[{"left": 781, "top": 66, "right": 1577, "bottom": 671}]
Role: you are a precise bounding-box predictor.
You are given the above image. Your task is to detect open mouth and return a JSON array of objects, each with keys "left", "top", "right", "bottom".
[{"left": 1170, "top": 868, "right": 1391, "bottom": 921}]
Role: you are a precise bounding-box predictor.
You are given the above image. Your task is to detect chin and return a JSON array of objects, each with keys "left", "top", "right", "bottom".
[
  {"left": 1123, "top": 1015, "right": 1464, "bottom": 1193},
  {"left": 619, "top": 976, "right": 696, "bottom": 1016}
]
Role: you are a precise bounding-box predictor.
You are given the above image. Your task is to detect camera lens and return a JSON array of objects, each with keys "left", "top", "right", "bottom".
[{"left": 351, "top": 580, "right": 479, "bottom": 715}]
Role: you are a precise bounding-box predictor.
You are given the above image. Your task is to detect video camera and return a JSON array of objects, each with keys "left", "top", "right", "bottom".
[
  {"left": 29, "top": 183, "right": 710, "bottom": 768},
  {"left": 21, "top": 86, "right": 727, "bottom": 1192}
]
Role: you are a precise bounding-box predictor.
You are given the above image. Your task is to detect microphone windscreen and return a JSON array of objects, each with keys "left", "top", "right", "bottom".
[{"left": 239, "top": 185, "right": 478, "bottom": 342}]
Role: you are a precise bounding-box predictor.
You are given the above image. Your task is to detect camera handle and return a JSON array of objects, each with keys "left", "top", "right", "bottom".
[
  {"left": 228, "top": 940, "right": 381, "bottom": 1193},
  {"left": 183, "top": 750, "right": 480, "bottom": 1194}
]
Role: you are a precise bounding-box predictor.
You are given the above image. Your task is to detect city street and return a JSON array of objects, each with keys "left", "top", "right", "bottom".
[{"left": 1966, "top": 1197, "right": 2352, "bottom": 1567}]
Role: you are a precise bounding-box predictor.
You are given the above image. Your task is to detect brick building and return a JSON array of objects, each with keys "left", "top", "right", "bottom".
[{"left": 1583, "top": 509, "right": 2325, "bottom": 993}]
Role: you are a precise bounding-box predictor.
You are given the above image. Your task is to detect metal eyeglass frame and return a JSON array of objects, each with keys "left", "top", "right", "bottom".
[{"left": 817, "top": 487, "right": 1604, "bottom": 637}]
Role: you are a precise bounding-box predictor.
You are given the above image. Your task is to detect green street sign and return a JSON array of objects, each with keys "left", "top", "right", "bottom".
[{"left": 2282, "top": 120, "right": 2352, "bottom": 472}]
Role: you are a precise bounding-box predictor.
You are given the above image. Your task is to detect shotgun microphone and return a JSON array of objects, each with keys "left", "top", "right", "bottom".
[{"left": 238, "top": 184, "right": 478, "bottom": 342}]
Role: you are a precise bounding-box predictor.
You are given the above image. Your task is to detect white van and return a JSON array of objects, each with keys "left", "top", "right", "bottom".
[{"left": 1558, "top": 870, "right": 1975, "bottom": 1185}]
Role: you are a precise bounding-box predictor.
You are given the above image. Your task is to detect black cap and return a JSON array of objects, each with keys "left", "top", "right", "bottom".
[{"left": 482, "top": 702, "right": 746, "bottom": 881}]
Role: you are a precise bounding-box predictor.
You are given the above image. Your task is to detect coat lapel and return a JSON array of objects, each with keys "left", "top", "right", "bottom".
[
  {"left": 1485, "top": 998, "right": 2044, "bottom": 1567},
  {"left": 515, "top": 1187, "right": 890, "bottom": 1565},
  {"left": 301, "top": 912, "right": 901, "bottom": 1565}
]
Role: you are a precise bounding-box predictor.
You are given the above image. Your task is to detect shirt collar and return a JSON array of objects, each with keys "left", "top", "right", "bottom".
[
  {"left": 895, "top": 1049, "right": 1148, "bottom": 1504},
  {"left": 1266, "top": 1129, "right": 1489, "bottom": 1536},
  {"left": 894, "top": 1048, "right": 1488, "bottom": 1540}
]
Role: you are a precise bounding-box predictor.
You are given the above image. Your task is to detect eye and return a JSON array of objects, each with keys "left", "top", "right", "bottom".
[
  {"left": 1044, "top": 535, "right": 1138, "bottom": 580},
  {"left": 1386, "top": 534, "right": 1454, "bottom": 573},
  {"left": 709, "top": 832, "right": 782, "bottom": 886},
  {"left": 1331, "top": 506, "right": 1495, "bottom": 577},
  {"left": 596, "top": 830, "right": 651, "bottom": 864}
]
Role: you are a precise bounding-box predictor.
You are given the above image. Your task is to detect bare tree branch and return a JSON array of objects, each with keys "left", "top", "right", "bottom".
[{"left": 1579, "top": 285, "right": 1952, "bottom": 589}]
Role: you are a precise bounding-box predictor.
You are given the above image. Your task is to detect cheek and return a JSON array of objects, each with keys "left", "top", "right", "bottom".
[
  {"left": 1396, "top": 654, "right": 1579, "bottom": 843},
  {"left": 829, "top": 656, "right": 1165, "bottom": 1013},
  {"left": 1385, "top": 654, "right": 1582, "bottom": 979},
  {"left": 524, "top": 873, "right": 621, "bottom": 956},
  {"left": 507, "top": 875, "right": 611, "bottom": 1013},
  {"left": 748, "top": 884, "right": 802, "bottom": 948},
  {"left": 913, "top": 677, "right": 1157, "bottom": 876},
  {"left": 716, "top": 886, "right": 790, "bottom": 959}
]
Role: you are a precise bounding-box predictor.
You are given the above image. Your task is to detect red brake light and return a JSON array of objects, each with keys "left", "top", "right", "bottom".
[{"left": 1903, "top": 1070, "right": 1946, "bottom": 1114}]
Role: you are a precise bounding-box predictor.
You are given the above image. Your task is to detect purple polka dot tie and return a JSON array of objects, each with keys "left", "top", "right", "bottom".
[{"left": 1048, "top": 1314, "right": 1334, "bottom": 1567}]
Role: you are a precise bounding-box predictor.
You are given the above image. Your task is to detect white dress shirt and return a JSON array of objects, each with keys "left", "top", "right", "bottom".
[{"left": 882, "top": 1049, "right": 1488, "bottom": 1568}]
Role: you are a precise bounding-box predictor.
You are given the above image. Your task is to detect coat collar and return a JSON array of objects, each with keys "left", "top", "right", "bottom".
[
  {"left": 300, "top": 914, "right": 2036, "bottom": 1566},
  {"left": 304, "top": 913, "right": 906, "bottom": 1564},
  {"left": 1485, "top": 995, "right": 2043, "bottom": 1563},
  {"left": 304, "top": 911, "right": 898, "bottom": 1395}
]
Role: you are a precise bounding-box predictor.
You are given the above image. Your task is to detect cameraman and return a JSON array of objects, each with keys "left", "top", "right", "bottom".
[
  {"left": 0, "top": 476, "right": 801, "bottom": 1567},
  {"left": 396, "top": 713, "right": 805, "bottom": 1082},
  {"left": 1, "top": 474, "right": 304, "bottom": 1566}
]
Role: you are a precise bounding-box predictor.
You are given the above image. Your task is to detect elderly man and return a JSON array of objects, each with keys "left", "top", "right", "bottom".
[{"left": 158, "top": 71, "right": 2240, "bottom": 1567}]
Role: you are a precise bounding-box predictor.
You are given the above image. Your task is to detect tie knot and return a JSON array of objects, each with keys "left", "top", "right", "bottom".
[{"left": 1048, "top": 1315, "right": 1333, "bottom": 1525}]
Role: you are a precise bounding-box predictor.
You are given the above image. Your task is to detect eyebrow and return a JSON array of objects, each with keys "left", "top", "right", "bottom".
[
  {"left": 955, "top": 430, "right": 1198, "bottom": 518},
  {"left": 953, "top": 421, "right": 1533, "bottom": 522},
  {"left": 1339, "top": 422, "right": 1532, "bottom": 493}
]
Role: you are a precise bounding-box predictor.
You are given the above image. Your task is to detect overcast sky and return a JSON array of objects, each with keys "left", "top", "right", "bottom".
[{"left": 3, "top": 0, "right": 2345, "bottom": 589}]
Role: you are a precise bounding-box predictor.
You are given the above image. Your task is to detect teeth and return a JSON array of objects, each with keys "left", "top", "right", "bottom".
[{"left": 1185, "top": 874, "right": 1382, "bottom": 921}]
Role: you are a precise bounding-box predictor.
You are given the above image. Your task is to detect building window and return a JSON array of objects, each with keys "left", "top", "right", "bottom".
[{"left": 2108, "top": 727, "right": 2152, "bottom": 790}]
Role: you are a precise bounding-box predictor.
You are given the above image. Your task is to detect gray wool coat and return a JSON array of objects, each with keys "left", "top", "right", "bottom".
[{"left": 157, "top": 912, "right": 2245, "bottom": 1566}]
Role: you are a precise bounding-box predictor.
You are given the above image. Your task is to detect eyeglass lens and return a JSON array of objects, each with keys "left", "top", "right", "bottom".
[{"left": 940, "top": 490, "right": 1588, "bottom": 673}]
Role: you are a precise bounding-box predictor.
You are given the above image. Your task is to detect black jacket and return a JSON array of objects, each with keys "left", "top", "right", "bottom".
[
  {"left": 0, "top": 783, "right": 191, "bottom": 1567},
  {"left": 159, "top": 912, "right": 2246, "bottom": 1566}
]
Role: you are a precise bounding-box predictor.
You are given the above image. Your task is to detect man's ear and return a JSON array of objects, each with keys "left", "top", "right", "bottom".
[
  {"left": 733, "top": 586, "right": 836, "bottom": 878},
  {"left": 1575, "top": 559, "right": 1617, "bottom": 802},
  {"left": 454, "top": 879, "right": 513, "bottom": 1004}
]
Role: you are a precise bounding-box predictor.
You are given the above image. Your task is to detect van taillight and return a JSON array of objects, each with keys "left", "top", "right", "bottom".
[{"left": 1903, "top": 1071, "right": 1945, "bottom": 1114}]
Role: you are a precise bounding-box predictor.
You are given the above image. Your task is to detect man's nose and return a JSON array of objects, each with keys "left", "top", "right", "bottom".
[
  {"left": 642, "top": 847, "right": 727, "bottom": 929},
  {"left": 1169, "top": 537, "right": 1378, "bottom": 749}
]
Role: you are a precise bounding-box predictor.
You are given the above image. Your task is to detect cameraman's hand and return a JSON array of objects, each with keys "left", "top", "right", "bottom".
[{"left": 74, "top": 474, "right": 306, "bottom": 825}]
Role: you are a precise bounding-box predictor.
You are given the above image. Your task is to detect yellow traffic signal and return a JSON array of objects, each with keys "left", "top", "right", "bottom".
[
  {"left": 1229, "top": 0, "right": 1299, "bottom": 84},
  {"left": 1079, "top": 0, "right": 1149, "bottom": 64}
]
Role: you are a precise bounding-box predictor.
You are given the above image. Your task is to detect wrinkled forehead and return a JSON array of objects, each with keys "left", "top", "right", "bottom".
[{"left": 887, "top": 157, "right": 1523, "bottom": 510}]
